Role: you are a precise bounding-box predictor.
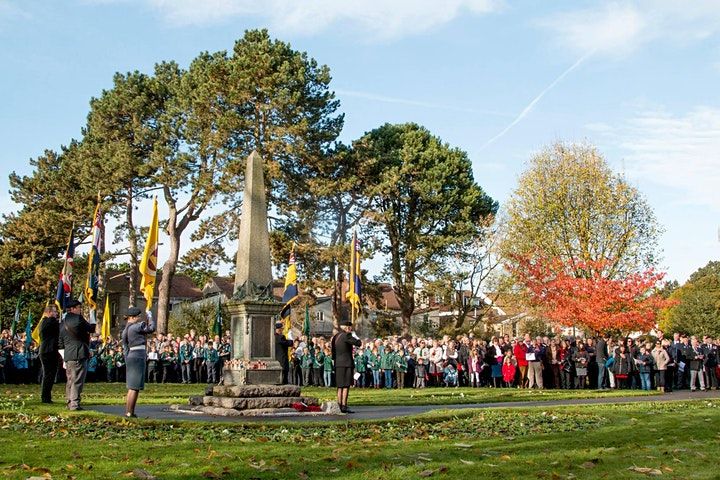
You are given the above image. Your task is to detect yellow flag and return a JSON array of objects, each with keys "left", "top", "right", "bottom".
[
  {"left": 139, "top": 197, "right": 159, "bottom": 310},
  {"left": 31, "top": 315, "right": 42, "bottom": 345},
  {"left": 101, "top": 295, "right": 111, "bottom": 345}
]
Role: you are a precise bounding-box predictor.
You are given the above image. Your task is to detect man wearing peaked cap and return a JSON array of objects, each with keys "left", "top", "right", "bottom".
[{"left": 59, "top": 298, "right": 96, "bottom": 410}]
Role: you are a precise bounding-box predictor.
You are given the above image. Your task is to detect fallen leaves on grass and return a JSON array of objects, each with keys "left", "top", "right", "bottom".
[
  {"left": 628, "top": 466, "right": 663, "bottom": 476},
  {"left": 581, "top": 458, "right": 601, "bottom": 469},
  {"left": 130, "top": 468, "right": 156, "bottom": 479},
  {"left": 0, "top": 409, "right": 607, "bottom": 445}
]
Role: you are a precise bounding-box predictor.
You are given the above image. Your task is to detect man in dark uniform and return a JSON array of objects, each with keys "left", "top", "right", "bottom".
[
  {"left": 274, "top": 322, "right": 294, "bottom": 384},
  {"left": 38, "top": 304, "right": 60, "bottom": 403},
  {"left": 331, "top": 318, "right": 361, "bottom": 413},
  {"left": 60, "top": 299, "right": 96, "bottom": 410}
]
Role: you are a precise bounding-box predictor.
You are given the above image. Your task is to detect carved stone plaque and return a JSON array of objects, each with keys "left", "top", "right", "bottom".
[{"left": 251, "top": 315, "right": 271, "bottom": 358}]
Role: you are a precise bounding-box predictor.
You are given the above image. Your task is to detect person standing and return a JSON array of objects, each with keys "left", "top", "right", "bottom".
[
  {"left": 121, "top": 307, "right": 156, "bottom": 417},
  {"left": 60, "top": 299, "right": 96, "bottom": 411},
  {"left": 596, "top": 334, "right": 610, "bottom": 390},
  {"left": 331, "top": 318, "right": 361, "bottom": 413},
  {"left": 652, "top": 341, "right": 670, "bottom": 392},
  {"left": 688, "top": 336, "right": 706, "bottom": 392},
  {"left": 38, "top": 304, "right": 60, "bottom": 403},
  {"left": 179, "top": 339, "right": 193, "bottom": 384},
  {"left": 527, "top": 337, "right": 545, "bottom": 389},
  {"left": 205, "top": 343, "right": 219, "bottom": 384},
  {"left": 703, "top": 336, "right": 718, "bottom": 390},
  {"left": 274, "top": 322, "right": 294, "bottom": 385}
]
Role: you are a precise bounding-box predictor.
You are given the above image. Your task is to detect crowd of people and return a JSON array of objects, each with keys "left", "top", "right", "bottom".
[
  {"left": 289, "top": 331, "right": 720, "bottom": 392},
  {"left": 3, "top": 320, "right": 719, "bottom": 394},
  {"left": 0, "top": 326, "right": 233, "bottom": 386}
]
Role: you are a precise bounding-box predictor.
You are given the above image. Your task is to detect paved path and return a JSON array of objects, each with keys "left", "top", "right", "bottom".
[{"left": 91, "top": 390, "right": 720, "bottom": 423}]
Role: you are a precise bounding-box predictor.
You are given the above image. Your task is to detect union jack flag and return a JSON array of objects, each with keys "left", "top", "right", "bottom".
[{"left": 55, "top": 228, "right": 75, "bottom": 311}]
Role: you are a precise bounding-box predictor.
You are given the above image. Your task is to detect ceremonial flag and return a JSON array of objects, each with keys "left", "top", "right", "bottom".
[
  {"left": 10, "top": 296, "right": 21, "bottom": 338},
  {"left": 24, "top": 311, "right": 33, "bottom": 348},
  {"left": 84, "top": 196, "right": 104, "bottom": 318},
  {"left": 280, "top": 247, "right": 299, "bottom": 332},
  {"left": 303, "top": 303, "right": 311, "bottom": 338},
  {"left": 345, "top": 230, "right": 362, "bottom": 321},
  {"left": 31, "top": 302, "right": 45, "bottom": 345},
  {"left": 56, "top": 228, "right": 75, "bottom": 311},
  {"left": 101, "top": 295, "right": 111, "bottom": 345},
  {"left": 139, "top": 197, "right": 159, "bottom": 310},
  {"left": 213, "top": 296, "right": 222, "bottom": 337}
]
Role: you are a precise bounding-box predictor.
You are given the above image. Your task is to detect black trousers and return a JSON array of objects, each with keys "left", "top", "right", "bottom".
[{"left": 40, "top": 353, "right": 59, "bottom": 402}]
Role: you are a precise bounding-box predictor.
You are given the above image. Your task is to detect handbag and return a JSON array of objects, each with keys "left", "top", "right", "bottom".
[{"left": 576, "top": 367, "right": 588, "bottom": 376}]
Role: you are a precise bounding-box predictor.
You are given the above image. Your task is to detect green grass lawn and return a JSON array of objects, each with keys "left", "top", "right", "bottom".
[
  {"left": 0, "top": 383, "right": 715, "bottom": 479},
  {"left": 0, "top": 395, "right": 717, "bottom": 479}
]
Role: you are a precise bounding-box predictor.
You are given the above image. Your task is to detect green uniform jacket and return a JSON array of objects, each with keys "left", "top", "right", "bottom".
[
  {"left": 313, "top": 352, "right": 323, "bottom": 368},
  {"left": 102, "top": 353, "right": 115, "bottom": 370},
  {"left": 323, "top": 354, "right": 333, "bottom": 372},
  {"left": 301, "top": 351, "right": 314, "bottom": 369},
  {"left": 179, "top": 344, "right": 193, "bottom": 363},
  {"left": 380, "top": 351, "right": 395, "bottom": 370},
  {"left": 394, "top": 353, "right": 408, "bottom": 373},
  {"left": 114, "top": 352, "right": 125, "bottom": 367},
  {"left": 367, "top": 352, "right": 380, "bottom": 371},
  {"left": 205, "top": 348, "right": 220, "bottom": 363},
  {"left": 354, "top": 354, "right": 367, "bottom": 373},
  {"left": 160, "top": 351, "right": 176, "bottom": 366}
]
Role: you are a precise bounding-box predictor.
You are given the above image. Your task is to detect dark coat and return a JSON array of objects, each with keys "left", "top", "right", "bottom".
[
  {"left": 331, "top": 331, "right": 361, "bottom": 369},
  {"left": 274, "top": 332, "right": 294, "bottom": 369},
  {"left": 688, "top": 345, "right": 705, "bottom": 371},
  {"left": 39, "top": 316, "right": 60, "bottom": 356},
  {"left": 703, "top": 344, "right": 718, "bottom": 367},
  {"left": 596, "top": 339, "right": 609, "bottom": 362},
  {"left": 61, "top": 313, "right": 95, "bottom": 361}
]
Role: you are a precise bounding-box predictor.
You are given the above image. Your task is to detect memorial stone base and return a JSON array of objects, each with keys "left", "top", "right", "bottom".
[{"left": 170, "top": 384, "right": 330, "bottom": 417}]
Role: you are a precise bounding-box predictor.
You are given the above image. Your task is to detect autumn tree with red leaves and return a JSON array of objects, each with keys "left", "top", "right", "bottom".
[{"left": 510, "top": 255, "right": 675, "bottom": 335}]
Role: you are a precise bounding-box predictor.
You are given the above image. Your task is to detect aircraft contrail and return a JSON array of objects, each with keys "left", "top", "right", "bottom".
[
  {"left": 335, "top": 88, "right": 514, "bottom": 118},
  {"left": 479, "top": 51, "right": 594, "bottom": 150}
]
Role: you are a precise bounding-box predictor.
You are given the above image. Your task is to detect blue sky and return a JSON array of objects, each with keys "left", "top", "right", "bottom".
[{"left": 1, "top": 0, "right": 719, "bottom": 283}]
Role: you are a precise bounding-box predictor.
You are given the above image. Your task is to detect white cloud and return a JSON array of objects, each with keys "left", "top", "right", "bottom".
[
  {"left": 591, "top": 106, "right": 720, "bottom": 211},
  {"left": 147, "top": 0, "right": 501, "bottom": 38},
  {"left": 540, "top": 1, "right": 720, "bottom": 57},
  {"left": 0, "top": 0, "right": 30, "bottom": 28}
]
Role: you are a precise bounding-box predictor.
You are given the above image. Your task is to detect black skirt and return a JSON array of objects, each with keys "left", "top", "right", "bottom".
[
  {"left": 126, "top": 354, "right": 146, "bottom": 391},
  {"left": 335, "top": 366, "right": 354, "bottom": 388}
]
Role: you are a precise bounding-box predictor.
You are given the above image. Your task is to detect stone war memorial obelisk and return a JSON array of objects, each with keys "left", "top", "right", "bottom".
[
  {"left": 171, "top": 151, "right": 321, "bottom": 416},
  {"left": 225, "top": 149, "right": 283, "bottom": 386}
]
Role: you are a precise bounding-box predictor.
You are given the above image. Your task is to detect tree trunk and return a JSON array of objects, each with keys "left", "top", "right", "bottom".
[
  {"left": 156, "top": 196, "right": 182, "bottom": 335},
  {"left": 126, "top": 185, "right": 138, "bottom": 307},
  {"left": 156, "top": 229, "right": 180, "bottom": 334}
]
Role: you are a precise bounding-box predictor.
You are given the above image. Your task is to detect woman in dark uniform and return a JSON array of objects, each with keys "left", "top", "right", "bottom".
[{"left": 122, "top": 307, "right": 156, "bottom": 417}]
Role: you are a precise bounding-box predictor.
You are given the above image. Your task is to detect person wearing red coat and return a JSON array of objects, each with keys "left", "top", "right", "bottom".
[{"left": 514, "top": 336, "right": 529, "bottom": 388}]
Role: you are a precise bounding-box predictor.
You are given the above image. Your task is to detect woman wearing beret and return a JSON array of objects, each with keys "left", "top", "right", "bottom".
[{"left": 122, "top": 307, "right": 156, "bottom": 417}]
